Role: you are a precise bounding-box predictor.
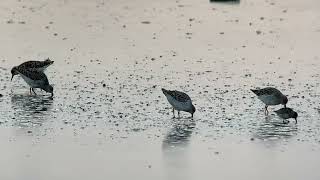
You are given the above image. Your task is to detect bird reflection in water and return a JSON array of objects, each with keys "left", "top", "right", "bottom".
[
  {"left": 11, "top": 94, "right": 53, "bottom": 127},
  {"left": 162, "top": 119, "right": 196, "bottom": 149},
  {"left": 162, "top": 119, "right": 196, "bottom": 180},
  {"left": 253, "top": 116, "right": 298, "bottom": 142}
]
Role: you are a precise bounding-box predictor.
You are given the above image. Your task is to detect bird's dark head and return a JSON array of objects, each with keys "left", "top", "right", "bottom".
[
  {"left": 43, "top": 85, "right": 54, "bottom": 97},
  {"left": 293, "top": 111, "right": 298, "bottom": 123},
  {"left": 11, "top": 66, "right": 19, "bottom": 81},
  {"left": 189, "top": 105, "right": 196, "bottom": 117},
  {"left": 282, "top": 96, "right": 288, "bottom": 107}
]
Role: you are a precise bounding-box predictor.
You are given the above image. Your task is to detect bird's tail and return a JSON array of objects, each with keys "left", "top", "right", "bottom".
[
  {"left": 45, "top": 58, "right": 54, "bottom": 65},
  {"left": 250, "top": 89, "right": 259, "bottom": 95},
  {"left": 161, "top": 88, "right": 168, "bottom": 95}
]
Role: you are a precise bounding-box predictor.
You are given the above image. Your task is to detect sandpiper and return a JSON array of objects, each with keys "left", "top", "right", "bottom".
[
  {"left": 14, "top": 67, "right": 53, "bottom": 97},
  {"left": 275, "top": 108, "right": 298, "bottom": 124},
  {"left": 251, "top": 87, "right": 288, "bottom": 115},
  {"left": 11, "top": 58, "right": 54, "bottom": 81},
  {"left": 162, "top": 88, "right": 196, "bottom": 118}
]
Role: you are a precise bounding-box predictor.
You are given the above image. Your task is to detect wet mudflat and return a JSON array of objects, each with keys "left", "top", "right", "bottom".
[{"left": 0, "top": 0, "right": 320, "bottom": 179}]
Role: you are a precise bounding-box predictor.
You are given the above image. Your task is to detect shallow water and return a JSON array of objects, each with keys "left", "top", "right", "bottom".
[{"left": 0, "top": 0, "right": 320, "bottom": 179}]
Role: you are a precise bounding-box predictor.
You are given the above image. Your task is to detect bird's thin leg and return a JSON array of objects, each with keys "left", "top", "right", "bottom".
[
  {"left": 178, "top": 111, "right": 180, "bottom": 118},
  {"left": 32, "top": 88, "right": 37, "bottom": 95},
  {"left": 172, "top": 107, "right": 175, "bottom": 118},
  {"left": 29, "top": 88, "right": 32, "bottom": 95},
  {"left": 264, "top": 105, "right": 269, "bottom": 115}
]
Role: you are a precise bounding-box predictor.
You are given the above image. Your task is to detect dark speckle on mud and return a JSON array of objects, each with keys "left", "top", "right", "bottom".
[{"left": 1, "top": 0, "right": 320, "bottom": 179}]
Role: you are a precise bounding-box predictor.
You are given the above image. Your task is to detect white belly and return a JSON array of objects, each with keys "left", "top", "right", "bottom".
[
  {"left": 20, "top": 75, "right": 40, "bottom": 88},
  {"left": 166, "top": 96, "right": 192, "bottom": 111},
  {"left": 35, "top": 66, "right": 48, "bottom": 72}
]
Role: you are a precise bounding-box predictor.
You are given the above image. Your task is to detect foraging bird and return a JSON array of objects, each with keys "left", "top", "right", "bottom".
[
  {"left": 11, "top": 58, "right": 54, "bottom": 81},
  {"left": 275, "top": 108, "right": 298, "bottom": 124},
  {"left": 162, "top": 88, "right": 196, "bottom": 118},
  {"left": 14, "top": 67, "right": 53, "bottom": 97},
  {"left": 251, "top": 87, "right": 288, "bottom": 115}
]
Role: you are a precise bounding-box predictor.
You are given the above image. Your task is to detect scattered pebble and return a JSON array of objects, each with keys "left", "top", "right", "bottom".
[
  {"left": 6, "top": 19, "right": 14, "bottom": 24},
  {"left": 141, "top": 21, "right": 151, "bottom": 24}
]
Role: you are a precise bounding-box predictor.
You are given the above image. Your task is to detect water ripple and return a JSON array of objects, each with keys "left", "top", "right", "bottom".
[{"left": 11, "top": 94, "right": 53, "bottom": 127}]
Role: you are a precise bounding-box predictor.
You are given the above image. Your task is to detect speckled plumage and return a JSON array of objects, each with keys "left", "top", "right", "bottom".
[
  {"left": 15, "top": 67, "right": 53, "bottom": 97},
  {"left": 275, "top": 108, "right": 298, "bottom": 124},
  {"left": 18, "top": 58, "right": 54, "bottom": 71},
  {"left": 162, "top": 88, "right": 195, "bottom": 118},
  {"left": 251, "top": 87, "right": 288, "bottom": 115},
  {"left": 11, "top": 58, "right": 54, "bottom": 81}
]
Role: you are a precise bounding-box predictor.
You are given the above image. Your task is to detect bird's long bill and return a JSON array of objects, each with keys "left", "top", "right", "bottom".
[{"left": 11, "top": 75, "right": 14, "bottom": 81}]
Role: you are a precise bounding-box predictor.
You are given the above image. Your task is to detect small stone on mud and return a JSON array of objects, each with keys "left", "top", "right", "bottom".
[
  {"left": 141, "top": 21, "right": 151, "bottom": 24},
  {"left": 27, "top": 130, "right": 32, "bottom": 134},
  {"left": 6, "top": 19, "right": 14, "bottom": 24},
  {"left": 0, "top": 94, "right": 3, "bottom": 97}
]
